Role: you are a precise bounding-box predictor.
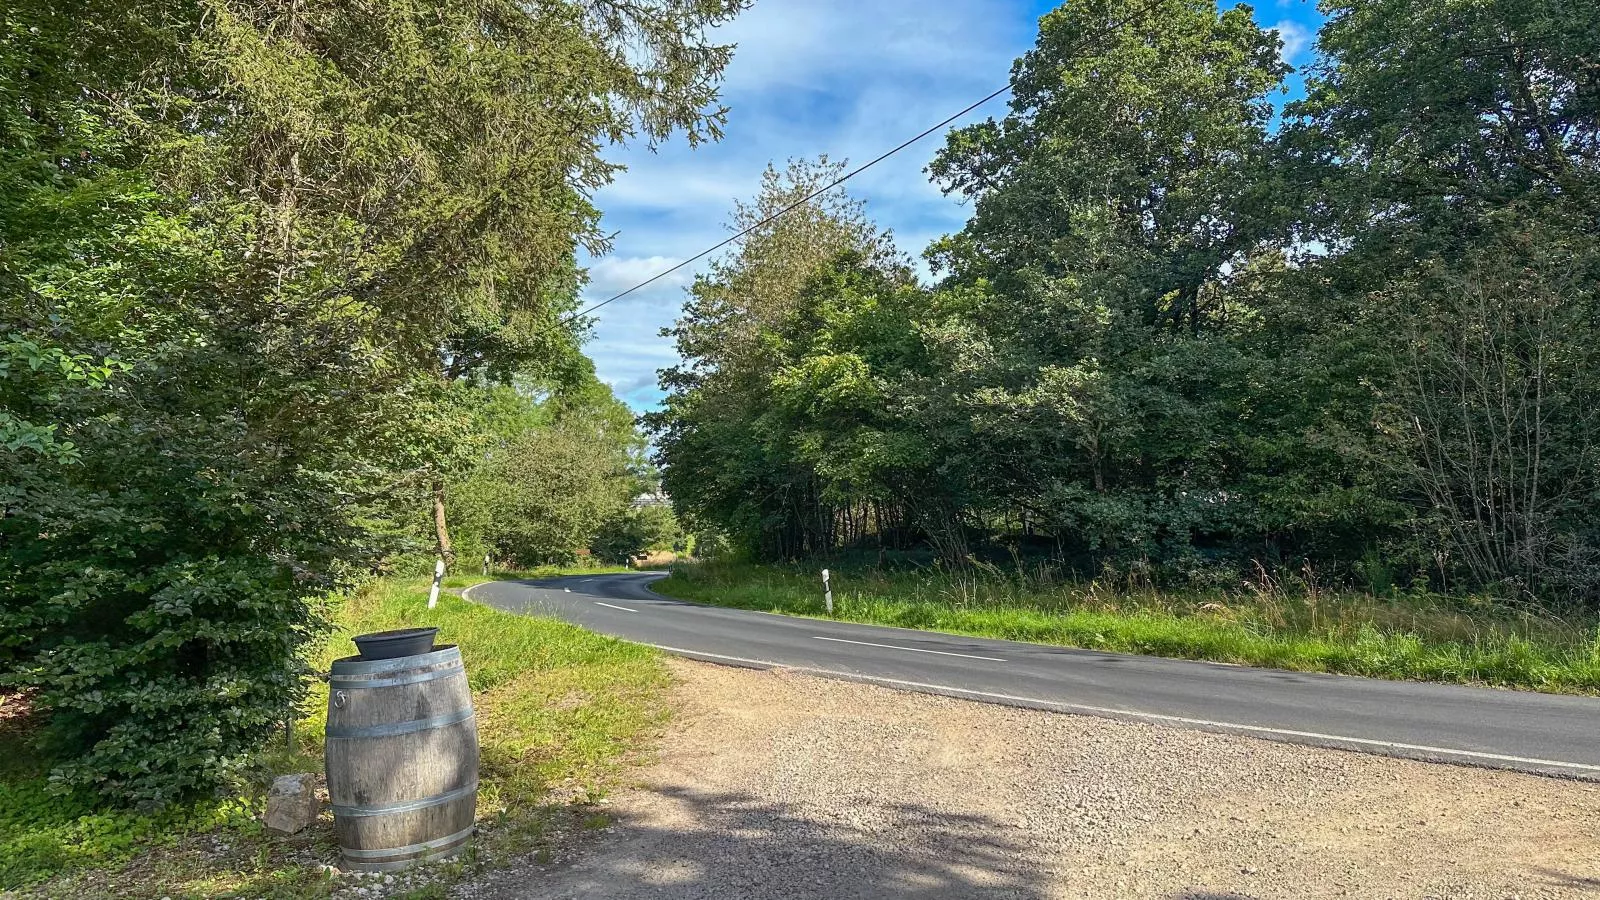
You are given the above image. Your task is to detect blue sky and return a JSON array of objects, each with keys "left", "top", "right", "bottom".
[{"left": 580, "top": 0, "right": 1326, "bottom": 411}]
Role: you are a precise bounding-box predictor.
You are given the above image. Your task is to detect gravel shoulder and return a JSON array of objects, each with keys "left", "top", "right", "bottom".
[{"left": 460, "top": 659, "right": 1600, "bottom": 900}]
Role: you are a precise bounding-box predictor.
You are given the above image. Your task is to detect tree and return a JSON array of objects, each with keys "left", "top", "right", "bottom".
[
  {"left": 467, "top": 429, "right": 633, "bottom": 567},
  {"left": 1378, "top": 224, "right": 1600, "bottom": 597},
  {"left": 922, "top": 0, "right": 1294, "bottom": 567},
  {"left": 1, "top": 0, "right": 746, "bottom": 804},
  {"left": 762, "top": 251, "right": 969, "bottom": 562},
  {"left": 651, "top": 160, "right": 916, "bottom": 559},
  {"left": 1288, "top": 0, "right": 1600, "bottom": 597},
  {"left": 591, "top": 503, "right": 683, "bottom": 565},
  {"left": 435, "top": 367, "right": 650, "bottom": 569}
]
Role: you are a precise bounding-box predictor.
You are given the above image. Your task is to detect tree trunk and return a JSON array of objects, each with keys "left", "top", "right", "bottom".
[{"left": 432, "top": 478, "right": 455, "bottom": 568}]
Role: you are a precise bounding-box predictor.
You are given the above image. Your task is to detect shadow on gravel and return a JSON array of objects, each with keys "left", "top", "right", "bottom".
[
  {"left": 481, "top": 785, "right": 1052, "bottom": 899},
  {"left": 1529, "top": 867, "right": 1600, "bottom": 892}
]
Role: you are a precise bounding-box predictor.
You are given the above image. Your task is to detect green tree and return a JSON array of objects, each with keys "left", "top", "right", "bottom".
[
  {"left": 652, "top": 160, "right": 916, "bottom": 559},
  {"left": 922, "top": 0, "right": 1295, "bottom": 567},
  {"left": 437, "top": 367, "right": 649, "bottom": 569},
  {"left": 591, "top": 503, "right": 683, "bottom": 565},
  {"left": 465, "top": 424, "right": 632, "bottom": 567},
  {"left": 1287, "top": 0, "right": 1600, "bottom": 597},
  {"left": 1, "top": 0, "right": 745, "bottom": 804}
]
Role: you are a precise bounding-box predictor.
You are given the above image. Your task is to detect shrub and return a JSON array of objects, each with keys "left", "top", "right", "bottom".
[
  {"left": 5, "top": 557, "right": 318, "bottom": 806},
  {"left": 0, "top": 311, "right": 361, "bottom": 806}
]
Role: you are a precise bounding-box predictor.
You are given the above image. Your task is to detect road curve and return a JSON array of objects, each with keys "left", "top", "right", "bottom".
[{"left": 465, "top": 572, "right": 1600, "bottom": 780}]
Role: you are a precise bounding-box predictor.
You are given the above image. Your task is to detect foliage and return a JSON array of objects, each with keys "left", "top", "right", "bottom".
[
  {"left": 464, "top": 419, "right": 634, "bottom": 567},
  {"left": 0, "top": 0, "right": 741, "bottom": 805},
  {"left": 1287, "top": 0, "right": 1600, "bottom": 599},
  {"left": 431, "top": 370, "right": 662, "bottom": 570},
  {"left": 923, "top": 0, "right": 1304, "bottom": 568},
  {"left": 590, "top": 502, "right": 684, "bottom": 564},
  {"left": 0, "top": 706, "right": 261, "bottom": 891},
  {"left": 650, "top": 159, "right": 924, "bottom": 559}
]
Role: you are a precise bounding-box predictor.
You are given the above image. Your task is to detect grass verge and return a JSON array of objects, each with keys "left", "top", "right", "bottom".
[
  {"left": 4, "top": 567, "right": 668, "bottom": 897},
  {"left": 653, "top": 560, "right": 1600, "bottom": 694}
]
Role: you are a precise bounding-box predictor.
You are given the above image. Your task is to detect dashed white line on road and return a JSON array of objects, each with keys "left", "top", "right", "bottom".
[
  {"left": 595, "top": 601, "right": 638, "bottom": 613},
  {"left": 812, "top": 635, "right": 1005, "bottom": 662}
]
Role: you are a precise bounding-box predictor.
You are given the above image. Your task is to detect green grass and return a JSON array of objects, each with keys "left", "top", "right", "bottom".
[
  {"left": 0, "top": 726, "right": 262, "bottom": 894},
  {"left": 3, "top": 571, "right": 669, "bottom": 897},
  {"left": 440, "top": 562, "right": 635, "bottom": 591},
  {"left": 653, "top": 560, "right": 1600, "bottom": 694}
]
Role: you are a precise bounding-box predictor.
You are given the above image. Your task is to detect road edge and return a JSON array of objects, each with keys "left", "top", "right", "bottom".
[{"left": 465, "top": 575, "right": 1600, "bottom": 784}]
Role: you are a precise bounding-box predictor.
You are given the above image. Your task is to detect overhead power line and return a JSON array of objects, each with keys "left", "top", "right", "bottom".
[
  {"left": 555, "top": 82, "right": 1012, "bottom": 330},
  {"left": 555, "top": 0, "right": 1168, "bottom": 335}
]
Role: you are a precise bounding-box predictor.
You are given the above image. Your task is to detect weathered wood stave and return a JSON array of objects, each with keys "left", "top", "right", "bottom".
[{"left": 325, "top": 644, "right": 479, "bottom": 872}]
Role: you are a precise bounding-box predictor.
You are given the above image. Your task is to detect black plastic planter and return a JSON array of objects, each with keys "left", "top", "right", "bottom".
[{"left": 352, "top": 627, "right": 440, "bottom": 660}]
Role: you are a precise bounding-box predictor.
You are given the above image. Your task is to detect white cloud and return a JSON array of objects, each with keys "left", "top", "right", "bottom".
[
  {"left": 584, "top": 288, "right": 683, "bottom": 408},
  {"left": 712, "top": 0, "right": 1023, "bottom": 95},
  {"left": 1271, "top": 20, "right": 1313, "bottom": 63},
  {"left": 584, "top": 255, "right": 696, "bottom": 297}
]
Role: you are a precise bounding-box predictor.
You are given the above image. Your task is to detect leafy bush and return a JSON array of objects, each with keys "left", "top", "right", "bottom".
[
  {"left": 0, "top": 297, "right": 345, "bottom": 805},
  {"left": 4, "top": 554, "right": 322, "bottom": 806}
]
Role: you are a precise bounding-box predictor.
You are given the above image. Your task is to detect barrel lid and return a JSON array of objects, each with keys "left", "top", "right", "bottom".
[{"left": 330, "top": 644, "right": 461, "bottom": 677}]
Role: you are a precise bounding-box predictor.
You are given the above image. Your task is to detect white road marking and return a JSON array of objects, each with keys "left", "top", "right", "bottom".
[
  {"left": 813, "top": 635, "right": 1005, "bottom": 662},
  {"left": 595, "top": 601, "right": 638, "bottom": 613},
  {"left": 642, "top": 645, "right": 1600, "bottom": 776}
]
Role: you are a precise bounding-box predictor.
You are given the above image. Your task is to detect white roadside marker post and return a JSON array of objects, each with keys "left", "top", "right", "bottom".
[
  {"left": 428, "top": 557, "right": 445, "bottom": 609},
  {"left": 483, "top": 553, "right": 490, "bottom": 577},
  {"left": 822, "top": 568, "right": 833, "bottom": 616}
]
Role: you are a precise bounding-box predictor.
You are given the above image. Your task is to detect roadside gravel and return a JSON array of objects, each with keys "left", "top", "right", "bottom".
[{"left": 459, "top": 659, "right": 1600, "bottom": 899}]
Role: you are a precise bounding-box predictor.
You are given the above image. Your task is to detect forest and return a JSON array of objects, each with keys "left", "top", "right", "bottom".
[
  {"left": 1, "top": 0, "right": 713, "bottom": 808},
  {"left": 653, "top": 0, "right": 1600, "bottom": 611}
]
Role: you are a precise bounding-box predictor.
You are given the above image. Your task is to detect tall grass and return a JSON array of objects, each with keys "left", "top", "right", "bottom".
[{"left": 654, "top": 560, "right": 1600, "bottom": 694}]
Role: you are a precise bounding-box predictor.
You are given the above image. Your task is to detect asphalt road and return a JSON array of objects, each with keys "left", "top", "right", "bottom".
[{"left": 466, "top": 572, "right": 1600, "bottom": 780}]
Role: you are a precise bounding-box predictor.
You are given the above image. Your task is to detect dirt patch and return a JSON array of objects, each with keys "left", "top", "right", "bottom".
[
  {"left": 459, "top": 658, "right": 1600, "bottom": 899},
  {"left": 1, "top": 690, "right": 35, "bottom": 727}
]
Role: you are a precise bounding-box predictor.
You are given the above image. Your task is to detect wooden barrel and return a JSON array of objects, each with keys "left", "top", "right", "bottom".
[{"left": 325, "top": 645, "right": 479, "bottom": 872}]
